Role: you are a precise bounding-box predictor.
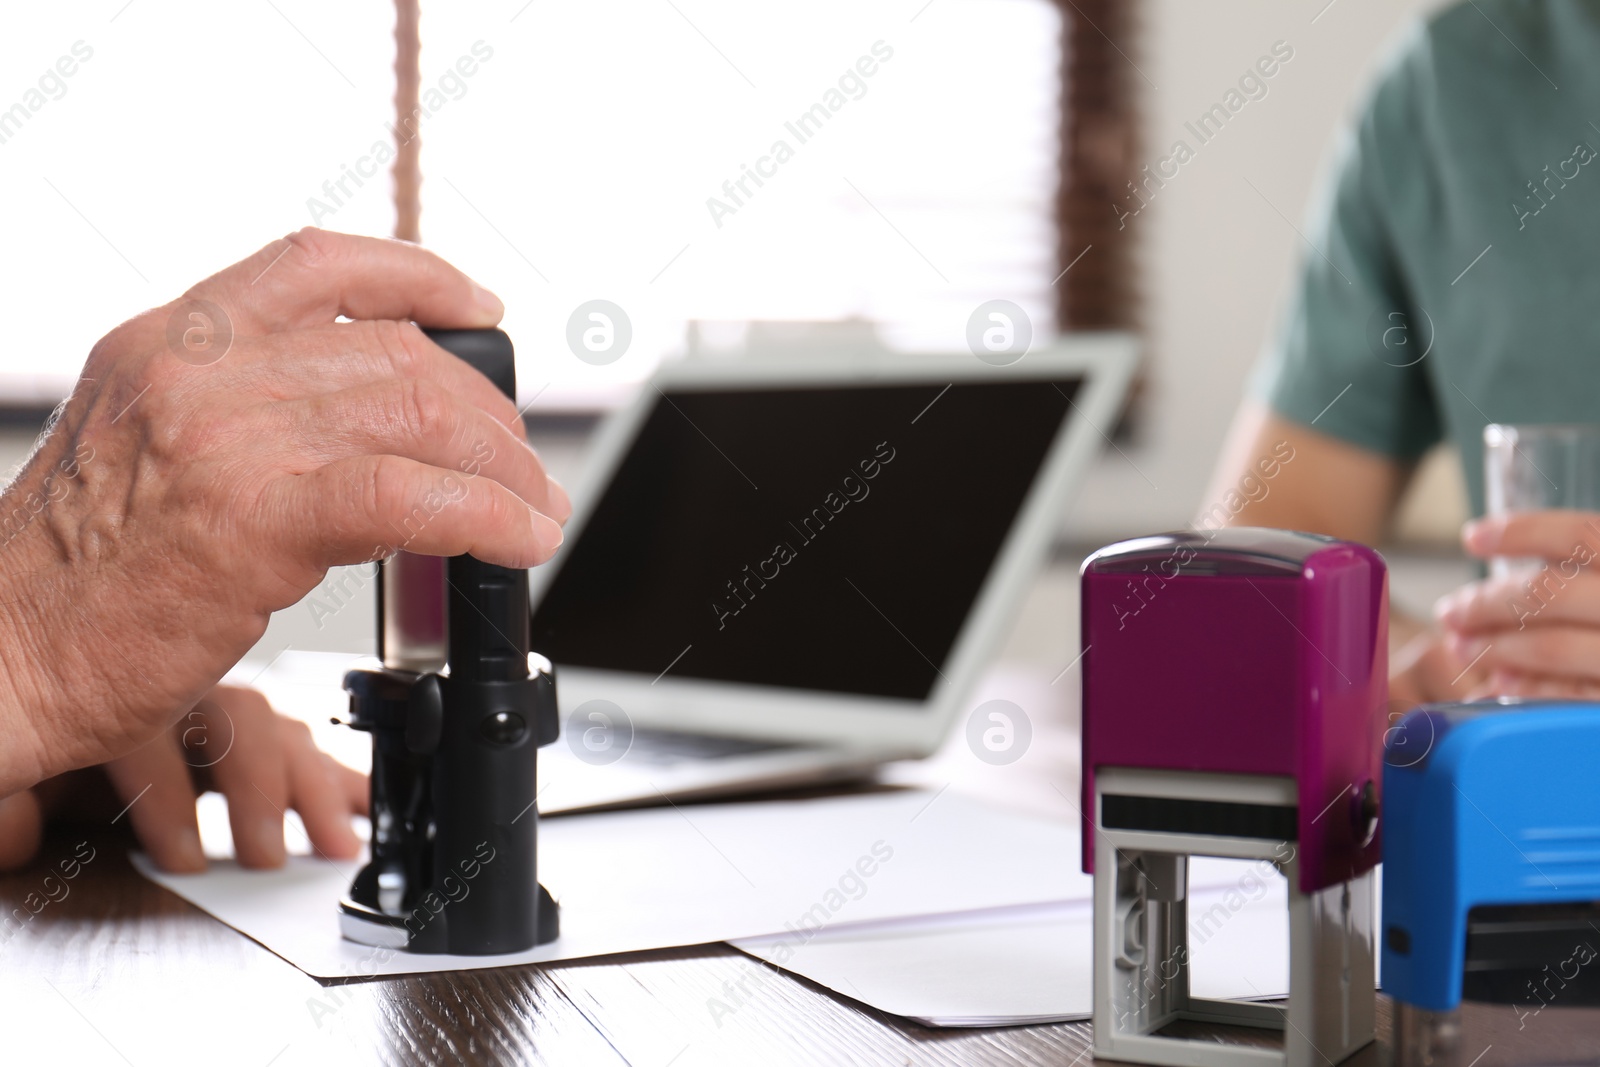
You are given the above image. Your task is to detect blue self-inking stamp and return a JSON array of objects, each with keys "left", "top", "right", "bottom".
[{"left": 1383, "top": 700, "right": 1600, "bottom": 1065}]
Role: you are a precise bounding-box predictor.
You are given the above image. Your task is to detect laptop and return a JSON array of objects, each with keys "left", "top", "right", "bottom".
[{"left": 532, "top": 335, "right": 1136, "bottom": 814}]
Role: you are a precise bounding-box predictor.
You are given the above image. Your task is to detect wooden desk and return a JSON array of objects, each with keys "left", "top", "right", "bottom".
[
  {"left": 6, "top": 814, "right": 1598, "bottom": 1065},
  {"left": 6, "top": 567, "right": 1596, "bottom": 1065}
]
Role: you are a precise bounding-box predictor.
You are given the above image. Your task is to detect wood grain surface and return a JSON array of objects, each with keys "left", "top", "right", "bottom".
[
  {"left": 5, "top": 570, "right": 1595, "bottom": 1065},
  {"left": 3, "top": 819, "right": 1596, "bottom": 1066}
]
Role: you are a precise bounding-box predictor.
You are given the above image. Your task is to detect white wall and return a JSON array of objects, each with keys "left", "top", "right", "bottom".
[{"left": 1065, "top": 0, "right": 1459, "bottom": 545}]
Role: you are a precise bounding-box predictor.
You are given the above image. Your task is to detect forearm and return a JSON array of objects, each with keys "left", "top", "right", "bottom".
[
  {"left": 1202, "top": 401, "right": 1409, "bottom": 546},
  {"left": 0, "top": 429, "right": 141, "bottom": 794},
  {"left": 0, "top": 446, "right": 86, "bottom": 795},
  {"left": 0, "top": 572, "right": 59, "bottom": 798}
]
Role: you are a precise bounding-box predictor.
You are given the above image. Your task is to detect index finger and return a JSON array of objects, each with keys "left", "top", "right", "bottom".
[
  {"left": 1463, "top": 509, "right": 1600, "bottom": 562},
  {"left": 183, "top": 228, "right": 505, "bottom": 336},
  {"left": 1436, "top": 571, "right": 1600, "bottom": 634},
  {"left": 188, "top": 691, "right": 289, "bottom": 870},
  {"left": 104, "top": 735, "right": 207, "bottom": 873}
]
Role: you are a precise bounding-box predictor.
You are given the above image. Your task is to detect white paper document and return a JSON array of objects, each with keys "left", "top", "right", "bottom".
[
  {"left": 731, "top": 857, "right": 1293, "bottom": 1027},
  {"left": 134, "top": 789, "right": 1089, "bottom": 980}
]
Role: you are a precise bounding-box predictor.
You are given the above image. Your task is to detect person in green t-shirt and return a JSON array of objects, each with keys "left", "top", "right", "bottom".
[{"left": 1209, "top": 0, "right": 1600, "bottom": 709}]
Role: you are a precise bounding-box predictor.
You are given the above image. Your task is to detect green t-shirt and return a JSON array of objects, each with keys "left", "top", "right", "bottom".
[{"left": 1257, "top": 0, "right": 1600, "bottom": 517}]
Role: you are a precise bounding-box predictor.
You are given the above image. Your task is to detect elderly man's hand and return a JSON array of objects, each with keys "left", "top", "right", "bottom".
[
  {"left": 0, "top": 230, "right": 569, "bottom": 796},
  {"left": 1433, "top": 509, "right": 1600, "bottom": 698}
]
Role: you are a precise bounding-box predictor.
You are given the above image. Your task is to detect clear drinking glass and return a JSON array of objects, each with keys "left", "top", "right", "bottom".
[{"left": 1483, "top": 424, "right": 1600, "bottom": 578}]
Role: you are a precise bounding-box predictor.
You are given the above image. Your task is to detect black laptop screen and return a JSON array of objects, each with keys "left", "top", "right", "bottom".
[{"left": 529, "top": 376, "right": 1083, "bottom": 701}]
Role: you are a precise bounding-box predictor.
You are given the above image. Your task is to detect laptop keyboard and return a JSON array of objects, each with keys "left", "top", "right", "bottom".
[{"left": 622, "top": 727, "right": 799, "bottom": 766}]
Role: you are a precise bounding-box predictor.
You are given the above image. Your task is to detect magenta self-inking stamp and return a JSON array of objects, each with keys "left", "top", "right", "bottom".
[{"left": 1080, "top": 528, "right": 1386, "bottom": 1067}]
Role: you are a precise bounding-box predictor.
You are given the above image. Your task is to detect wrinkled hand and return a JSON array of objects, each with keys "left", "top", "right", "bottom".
[
  {"left": 0, "top": 229, "right": 569, "bottom": 796},
  {"left": 1433, "top": 509, "right": 1600, "bottom": 699},
  {"left": 0, "top": 685, "right": 365, "bottom": 873}
]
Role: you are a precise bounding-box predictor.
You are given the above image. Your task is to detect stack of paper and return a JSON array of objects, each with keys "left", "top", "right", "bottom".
[
  {"left": 133, "top": 652, "right": 1312, "bottom": 1024},
  {"left": 138, "top": 789, "right": 1093, "bottom": 979},
  {"left": 732, "top": 858, "right": 1292, "bottom": 1026},
  {"left": 136, "top": 785, "right": 1300, "bottom": 1028}
]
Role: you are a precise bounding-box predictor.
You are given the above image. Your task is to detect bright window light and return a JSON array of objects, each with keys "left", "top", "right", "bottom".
[
  {"left": 0, "top": 0, "right": 396, "bottom": 404},
  {"left": 2, "top": 0, "right": 1058, "bottom": 409}
]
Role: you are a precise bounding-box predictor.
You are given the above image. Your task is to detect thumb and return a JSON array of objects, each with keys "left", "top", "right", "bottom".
[{"left": 0, "top": 789, "right": 44, "bottom": 871}]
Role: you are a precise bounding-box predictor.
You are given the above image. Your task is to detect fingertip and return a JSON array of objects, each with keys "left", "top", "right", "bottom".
[
  {"left": 153, "top": 827, "right": 208, "bottom": 874},
  {"left": 0, "top": 790, "right": 43, "bottom": 872},
  {"left": 311, "top": 761, "right": 365, "bottom": 858},
  {"left": 103, "top": 735, "right": 214, "bottom": 874},
  {"left": 469, "top": 282, "right": 505, "bottom": 326},
  {"left": 1432, "top": 591, "right": 1461, "bottom": 626},
  {"left": 1485, "top": 669, "right": 1523, "bottom": 698},
  {"left": 311, "top": 818, "right": 363, "bottom": 861},
  {"left": 547, "top": 478, "right": 573, "bottom": 525},
  {"left": 236, "top": 816, "right": 288, "bottom": 870},
  {"left": 531, "top": 508, "right": 564, "bottom": 562},
  {"left": 1446, "top": 632, "right": 1488, "bottom": 670},
  {"left": 1462, "top": 515, "right": 1499, "bottom": 556}
]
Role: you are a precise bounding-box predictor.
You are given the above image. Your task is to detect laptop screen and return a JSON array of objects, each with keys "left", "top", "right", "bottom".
[{"left": 530, "top": 375, "right": 1083, "bottom": 701}]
